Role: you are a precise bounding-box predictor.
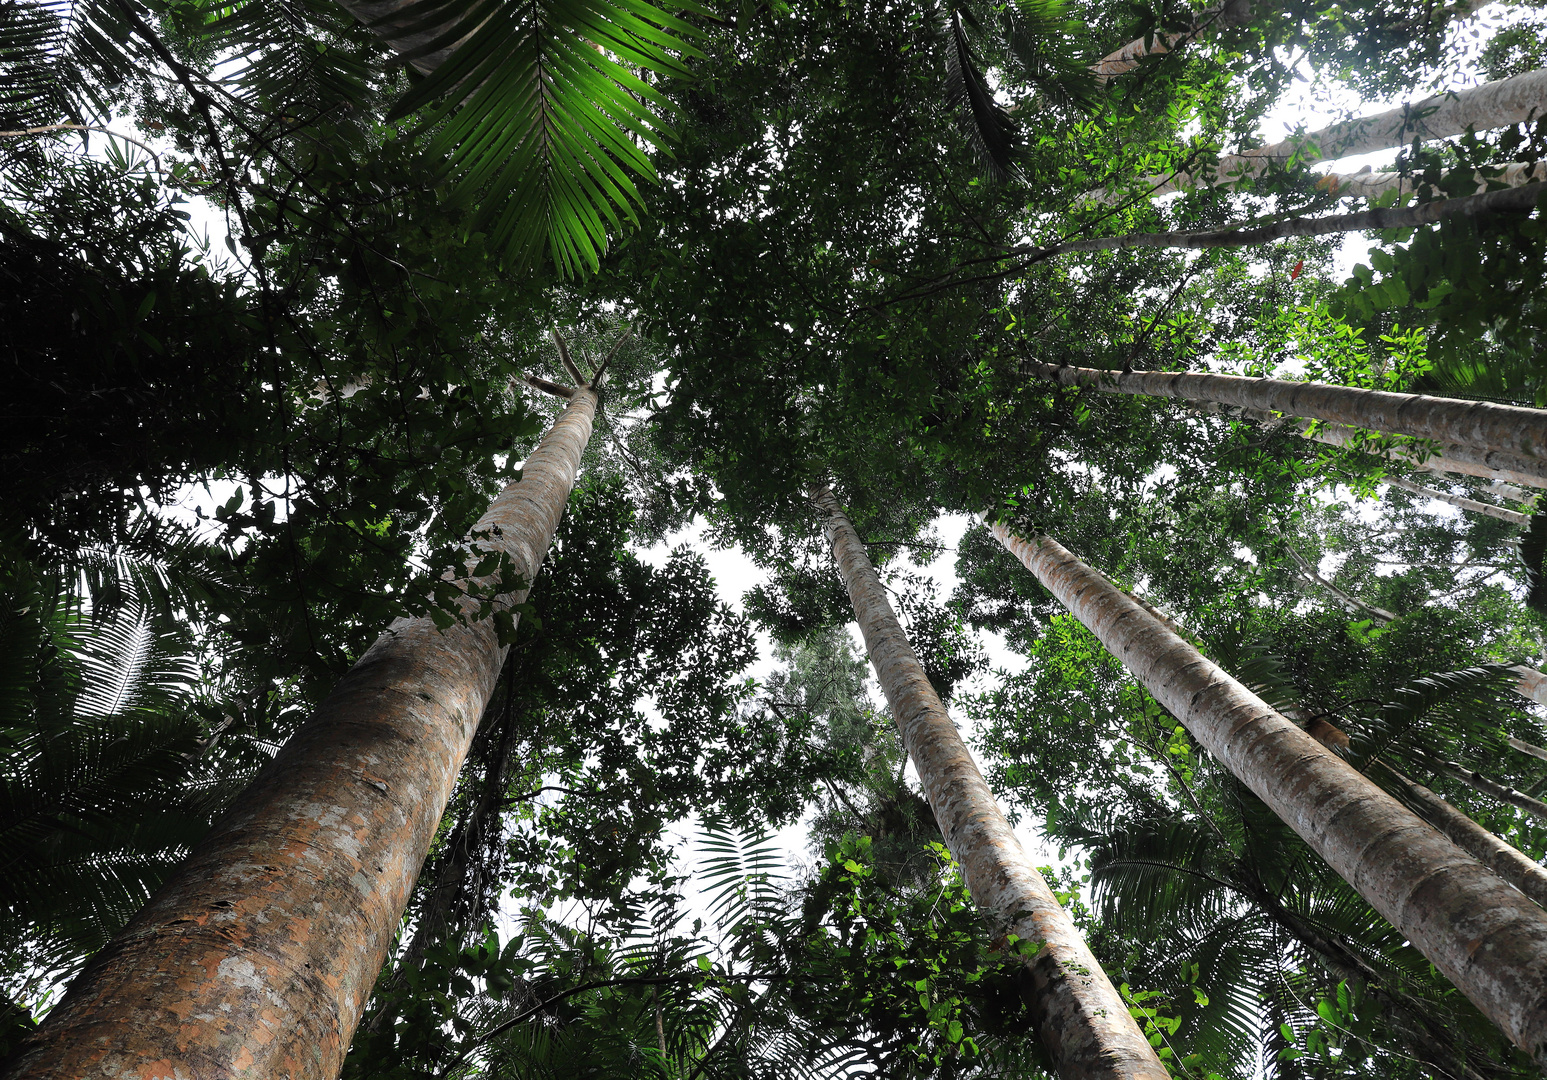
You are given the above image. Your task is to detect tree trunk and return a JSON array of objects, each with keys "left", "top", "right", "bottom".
[
  {"left": 1136, "top": 65, "right": 1547, "bottom": 197},
  {"left": 1312, "top": 160, "right": 1547, "bottom": 202},
  {"left": 1370, "top": 761, "right": 1547, "bottom": 910},
  {"left": 4, "top": 388, "right": 599, "bottom": 1080},
  {"left": 1514, "top": 668, "right": 1547, "bottom": 710},
  {"left": 1421, "top": 755, "right": 1547, "bottom": 824},
  {"left": 985, "top": 525, "right": 1547, "bottom": 1065},
  {"left": 811, "top": 487, "right": 1169, "bottom": 1080},
  {"left": 1039, "top": 179, "right": 1547, "bottom": 257},
  {"left": 1301, "top": 418, "right": 1547, "bottom": 489},
  {"left": 1381, "top": 475, "right": 1528, "bottom": 525},
  {"left": 1091, "top": 0, "right": 1265, "bottom": 83},
  {"left": 1026, "top": 359, "right": 1547, "bottom": 469}
]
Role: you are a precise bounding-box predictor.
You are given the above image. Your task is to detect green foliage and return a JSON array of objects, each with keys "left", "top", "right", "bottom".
[{"left": 386, "top": 0, "right": 706, "bottom": 273}]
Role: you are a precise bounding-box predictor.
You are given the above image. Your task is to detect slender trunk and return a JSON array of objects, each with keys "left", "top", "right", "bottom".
[
  {"left": 1039, "top": 180, "right": 1547, "bottom": 259},
  {"left": 1421, "top": 754, "right": 1547, "bottom": 824},
  {"left": 1093, "top": 0, "right": 1491, "bottom": 85},
  {"left": 986, "top": 525, "right": 1547, "bottom": 1064},
  {"left": 1027, "top": 359, "right": 1547, "bottom": 468},
  {"left": 1192, "top": 399, "right": 1547, "bottom": 490},
  {"left": 1091, "top": 0, "right": 1265, "bottom": 83},
  {"left": 1382, "top": 475, "right": 1529, "bottom": 525},
  {"left": 811, "top": 487, "right": 1168, "bottom": 1080},
  {"left": 1303, "top": 419, "right": 1547, "bottom": 489},
  {"left": 1370, "top": 760, "right": 1547, "bottom": 910},
  {"left": 1137, "top": 66, "right": 1547, "bottom": 197},
  {"left": 5, "top": 389, "right": 599, "bottom": 1080},
  {"left": 1514, "top": 668, "right": 1547, "bottom": 710},
  {"left": 1313, "top": 160, "right": 1547, "bottom": 202}
]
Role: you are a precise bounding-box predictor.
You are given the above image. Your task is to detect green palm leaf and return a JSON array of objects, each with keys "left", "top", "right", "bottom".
[{"left": 383, "top": 0, "right": 704, "bottom": 274}]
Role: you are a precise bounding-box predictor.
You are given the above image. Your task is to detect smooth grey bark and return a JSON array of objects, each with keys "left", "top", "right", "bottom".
[
  {"left": 1370, "top": 761, "right": 1547, "bottom": 910},
  {"left": 988, "top": 525, "right": 1547, "bottom": 1065},
  {"left": 1382, "top": 476, "right": 1529, "bottom": 525},
  {"left": 812, "top": 486, "right": 1169, "bottom": 1080},
  {"left": 1037, "top": 181, "right": 1547, "bottom": 257},
  {"left": 1422, "top": 755, "right": 1547, "bottom": 824},
  {"left": 1136, "top": 63, "right": 1547, "bottom": 197},
  {"left": 1027, "top": 359, "right": 1547, "bottom": 467}
]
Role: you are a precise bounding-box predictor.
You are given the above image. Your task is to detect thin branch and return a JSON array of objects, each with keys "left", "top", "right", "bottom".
[
  {"left": 0, "top": 123, "right": 164, "bottom": 174},
  {"left": 552, "top": 330, "right": 586, "bottom": 386}
]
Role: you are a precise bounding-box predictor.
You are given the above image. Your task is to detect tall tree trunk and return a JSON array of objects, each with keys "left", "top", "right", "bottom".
[
  {"left": 1367, "top": 760, "right": 1547, "bottom": 910},
  {"left": 1091, "top": 0, "right": 1265, "bottom": 83},
  {"left": 985, "top": 525, "right": 1547, "bottom": 1064},
  {"left": 1042, "top": 181, "right": 1547, "bottom": 256},
  {"left": 4, "top": 387, "right": 599, "bottom": 1080},
  {"left": 1514, "top": 668, "right": 1547, "bottom": 709},
  {"left": 1135, "top": 65, "right": 1547, "bottom": 197},
  {"left": 1381, "top": 475, "right": 1529, "bottom": 525},
  {"left": 1421, "top": 754, "right": 1547, "bottom": 824},
  {"left": 1026, "top": 359, "right": 1547, "bottom": 471},
  {"left": 810, "top": 487, "right": 1168, "bottom": 1080},
  {"left": 1311, "top": 160, "right": 1547, "bottom": 202}
]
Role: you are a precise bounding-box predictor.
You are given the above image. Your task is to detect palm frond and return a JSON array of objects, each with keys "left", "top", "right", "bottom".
[
  {"left": 383, "top": 0, "right": 704, "bottom": 274},
  {"left": 0, "top": 0, "right": 153, "bottom": 132},
  {"left": 997, "top": 0, "right": 1095, "bottom": 112},
  {"left": 943, "top": 5, "right": 1017, "bottom": 182}
]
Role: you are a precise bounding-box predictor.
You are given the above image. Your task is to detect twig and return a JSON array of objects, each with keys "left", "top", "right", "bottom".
[
  {"left": 0, "top": 123, "right": 164, "bottom": 174},
  {"left": 588, "top": 326, "right": 634, "bottom": 387}
]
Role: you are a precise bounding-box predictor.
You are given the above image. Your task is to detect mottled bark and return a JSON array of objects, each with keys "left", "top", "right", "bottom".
[
  {"left": 5, "top": 389, "right": 598, "bottom": 1080},
  {"left": 1422, "top": 755, "right": 1547, "bottom": 824},
  {"left": 1137, "top": 65, "right": 1547, "bottom": 197},
  {"left": 987, "top": 526, "right": 1547, "bottom": 1064},
  {"left": 1302, "top": 419, "right": 1547, "bottom": 488},
  {"left": 1382, "top": 476, "right": 1529, "bottom": 525},
  {"left": 1514, "top": 669, "right": 1547, "bottom": 710},
  {"left": 1091, "top": 0, "right": 1264, "bottom": 83},
  {"left": 1044, "top": 181, "right": 1547, "bottom": 255},
  {"left": 1313, "top": 160, "right": 1547, "bottom": 202},
  {"left": 810, "top": 487, "right": 1168, "bottom": 1080},
  {"left": 1027, "top": 359, "right": 1547, "bottom": 466},
  {"left": 1371, "top": 761, "right": 1547, "bottom": 910}
]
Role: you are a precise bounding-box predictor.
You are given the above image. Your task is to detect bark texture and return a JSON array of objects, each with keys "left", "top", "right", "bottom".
[
  {"left": 1313, "top": 160, "right": 1547, "bottom": 202},
  {"left": 811, "top": 487, "right": 1168, "bottom": 1080},
  {"left": 1371, "top": 761, "right": 1547, "bottom": 910},
  {"left": 1303, "top": 417, "right": 1547, "bottom": 487},
  {"left": 1091, "top": 0, "right": 1264, "bottom": 82},
  {"left": 1048, "top": 181, "right": 1547, "bottom": 254},
  {"left": 988, "top": 526, "right": 1547, "bottom": 1064},
  {"left": 5, "top": 390, "right": 598, "bottom": 1080},
  {"left": 1515, "top": 668, "right": 1547, "bottom": 709},
  {"left": 1382, "top": 476, "right": 1529, "bottom": 525},
  {"left": 1139, "top": 65, "right": 1547, "bottom": 197},
  {"left": 1026, "top": 359, "right": 1547, "bottom": 466}
]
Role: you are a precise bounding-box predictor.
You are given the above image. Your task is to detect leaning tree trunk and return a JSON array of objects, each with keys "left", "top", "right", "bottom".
[
  {"left": 811, "top": 487, "right": 1168, "bottom": 1080},
  {"left": 1367, "top": 761, "right": 1547, "bottom": 910},
  {"left": 985, "top": 525, "right": 1547, "bottom": 1064},
  {"left": 4, "top": 385, "right": 599, "bottom": 1080},
  {"left": 1025, "top": 360, "right": 1547, "bottom": 472},
  {"left": 1381, "top": 475, "right": 1529, "bottom": 526},
  {"left": 1136, "top": 64, "right": 1547, "bottom": 197}
]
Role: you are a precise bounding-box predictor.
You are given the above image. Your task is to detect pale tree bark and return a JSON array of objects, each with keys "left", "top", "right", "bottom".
[
  {"left": 811, "top": 487, "right": 1169, "bottom": 1080},
  {"left": 1026, "top": 359, "right": 1547, "bottom": 468},
  {"left": 4, "top": 383, "right": 600, "bottom": 1080},
  {"left": 1093, "top": 0, "right": 1493, "bottom": 84},
  {"left": 1313, "top": 160, "right": 1547, "bottom": 201},
  {"left": 1516, "top": 668, "right": 1547, "bottom": 709},
  {"left": 1091, "top": 0, "right": 1264, "bottom": 83},
  {"left": 1135, "top": 66, "right": 1547, "bottom": 198},
  {"left": 986, "top": 525, "right": 1547, "bottom": 1064},
  {"left": 1422, "top": 754, "right": 1547, "bottom": 824},
  {"left": 1192, "top": 400, "right": 1547, "bottom": 491},
  {"left": 1044, "top": 180, "right": 1547, "bottom": 254},
  {"left": 1381, "top": 475, "right": 1529, "bottom": 525},
  {"left": 1368, "top": 760, "right": 1547, "bottom": 910}
]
